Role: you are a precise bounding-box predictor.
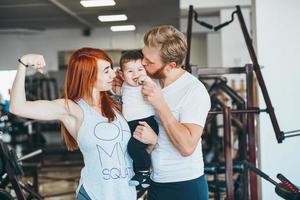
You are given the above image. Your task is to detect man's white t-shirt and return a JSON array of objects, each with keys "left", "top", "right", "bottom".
[{"left": 151, "top": 72, "right": 211, "bottom": 183}]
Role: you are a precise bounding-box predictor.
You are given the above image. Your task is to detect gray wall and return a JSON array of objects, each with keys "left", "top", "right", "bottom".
[{"left": 0, "top": 26, "right": 150, "bottom": 71}]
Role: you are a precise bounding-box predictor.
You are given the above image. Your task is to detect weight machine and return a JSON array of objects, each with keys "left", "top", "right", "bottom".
[{"left": 185, "top": 5, "right": 300, "bottom": 200}]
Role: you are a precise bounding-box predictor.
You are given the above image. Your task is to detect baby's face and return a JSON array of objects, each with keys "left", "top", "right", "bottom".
[{"left": 122, "top": 60, "right": 147, "bottom": 86}]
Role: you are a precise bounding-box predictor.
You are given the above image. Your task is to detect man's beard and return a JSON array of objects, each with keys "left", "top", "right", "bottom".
[{"left": 148, "top": 65, "right": 166, "bottom": 79}]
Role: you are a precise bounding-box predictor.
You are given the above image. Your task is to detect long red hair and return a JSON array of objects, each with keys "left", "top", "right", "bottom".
[{"left": 61, "top": 47, "right": 120, "bottom": 151}]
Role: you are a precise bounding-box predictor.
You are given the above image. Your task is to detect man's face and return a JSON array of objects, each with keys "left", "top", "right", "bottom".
[{"left": 142, "top": 46, "right": 166, "bottom": 79}]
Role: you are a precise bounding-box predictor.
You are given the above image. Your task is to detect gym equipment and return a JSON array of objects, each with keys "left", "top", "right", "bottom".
[
  {"left": 0, "top": 189, "right": 14, "bottom": 200},
  {"left": 195, "top": 64, "right": 258, "bottom": 199},
  {"left": 185, "top": 5, "right": 300, "bottom": 200},
  {"left": 186, "top": 5, "right": 300, "bottom": 144},
  {"left": 0, "top": 140, "right": 43, "bottom": 200},
  {"left": 244, "top": 160, "right": 300, "bottom": 200},
  {"left": 25, "top": 75, "right": 59, "bottom": 101}
]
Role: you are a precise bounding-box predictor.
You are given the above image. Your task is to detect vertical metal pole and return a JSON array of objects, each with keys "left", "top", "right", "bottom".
[
  {"left": 246, "top": 64, "right": 258, "bottom": 200},
  {"left": 6, "top": 164, "right": 26, "bottom": 200},
  {"left": 240, "top": 108, "right": 249, "bottom": 200},
  {"left": 33, "top": 167, "right": 39, "bottom": 192},
  {"left": 235, "top": 5, "right": 283, "bottom": 143},
  {"left": 185, "top": 5, "right": 193, "bottom": 73},
  {"left": 223, "top": 106, "right": 234, "bottom": 200}
]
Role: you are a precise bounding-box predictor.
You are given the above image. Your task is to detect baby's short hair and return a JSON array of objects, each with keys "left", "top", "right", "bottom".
[{"left": 119, "top": 50, "right": 143, "bottom": 70}]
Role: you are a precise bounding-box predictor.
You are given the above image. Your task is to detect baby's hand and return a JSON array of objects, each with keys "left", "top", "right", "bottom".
[
  {"left": 137, "top": 75, "right": 147, "bottom": 85},
  {"left": 137, "top": 75, "right": 151, "bottom": 85}
]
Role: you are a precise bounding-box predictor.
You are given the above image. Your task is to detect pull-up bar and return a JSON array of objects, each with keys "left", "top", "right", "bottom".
[{"left": 185, "top": 5, "right": 300, "bottom": 143}]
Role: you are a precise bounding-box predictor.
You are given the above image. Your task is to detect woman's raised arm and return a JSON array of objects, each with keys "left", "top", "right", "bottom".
[{"left": 10, "top": 54, "right": 67, "bottom": 121}]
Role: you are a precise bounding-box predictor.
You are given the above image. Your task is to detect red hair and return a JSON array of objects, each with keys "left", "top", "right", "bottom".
[{"left": 61, "top": 47, "right": 120, "bottom": 151}]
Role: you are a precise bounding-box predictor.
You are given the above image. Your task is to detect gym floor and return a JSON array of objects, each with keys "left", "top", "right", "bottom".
[
  {"left": 23, "top": 167, "right": 220, "bottom": 199},
  {"left": 24, "top": 166, "right": 150, "bottom": 200},
  {"left": 23, "top": 166, "right": 79, "bottom": 200}
]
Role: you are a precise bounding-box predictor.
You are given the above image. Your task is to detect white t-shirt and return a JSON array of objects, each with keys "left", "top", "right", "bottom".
[
  {"left": 151, "top": 72, "right": 211, "bottom": 183},
  {"left": 121, "top": 83, "right": 155, "bottom": 121}
]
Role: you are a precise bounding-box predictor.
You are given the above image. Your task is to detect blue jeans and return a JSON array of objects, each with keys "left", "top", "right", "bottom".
[
  {"left": 148, "top": 175, "right": 208, "bottom": 200},
  {"left": 77, "top": 185, "right": 91, "bottom": 200}
]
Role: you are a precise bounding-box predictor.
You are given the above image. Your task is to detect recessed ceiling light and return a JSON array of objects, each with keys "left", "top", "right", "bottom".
[
  {"left": 110, "top": 25, "right": 136, "bottom": 32},
  {"left": 80, "top": 0, "right": 115, "bottom": 7},
  {"left": 98, "top": 14, "right": 127, "bottom": 22}
]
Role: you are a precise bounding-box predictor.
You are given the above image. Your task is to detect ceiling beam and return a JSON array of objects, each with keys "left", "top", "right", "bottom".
[
  {"left": 0, "top": 3, "right": 51, "bottom": 8},
  {"left": 48, "top": 0, "right": 93, "bottom": 29}
]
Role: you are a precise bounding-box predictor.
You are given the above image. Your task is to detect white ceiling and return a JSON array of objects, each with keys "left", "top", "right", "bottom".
[{"left": 0, "top": 0, "right": 180, "bottom": 31}]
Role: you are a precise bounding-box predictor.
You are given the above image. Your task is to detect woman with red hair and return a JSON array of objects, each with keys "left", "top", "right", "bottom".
[{"left": 10, "top": 47, "right": 157, "bottom": 200}]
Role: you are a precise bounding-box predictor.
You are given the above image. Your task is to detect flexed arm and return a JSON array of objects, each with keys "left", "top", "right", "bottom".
[{"left": 10, "top": 54, "right": 67, "bottom": 121}]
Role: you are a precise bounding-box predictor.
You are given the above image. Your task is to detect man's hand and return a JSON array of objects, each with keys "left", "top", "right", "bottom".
[
  {"left": 133, "top": 121, "right": 158, "bottom": 145},
  {"left": 141, "top": 80, "right": 165, "bottom": 110}
]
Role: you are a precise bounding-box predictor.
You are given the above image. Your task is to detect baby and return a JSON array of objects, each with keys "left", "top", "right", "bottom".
[{"left": 119, "top": 50, "right": 158, "bottom": 189}]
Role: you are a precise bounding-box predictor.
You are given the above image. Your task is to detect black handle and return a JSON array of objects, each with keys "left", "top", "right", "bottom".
[{"left": 277, "top": 173, "right": 299, "bottom": 193}]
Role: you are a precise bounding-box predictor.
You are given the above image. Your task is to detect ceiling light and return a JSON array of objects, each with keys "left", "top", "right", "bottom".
[
  {"left": 80, "top": 0, "right": 115, "bottom": 7},
  {"left": 98, "top": 14, "right": 127, "bottom": 22},
  {"left": 110, "top": 25, "right": 136, "bottom": 32}
]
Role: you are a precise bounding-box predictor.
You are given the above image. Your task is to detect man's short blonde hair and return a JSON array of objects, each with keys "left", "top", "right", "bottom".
[{"left": 144, "top": 25, "right": 187, "bottom": 66}]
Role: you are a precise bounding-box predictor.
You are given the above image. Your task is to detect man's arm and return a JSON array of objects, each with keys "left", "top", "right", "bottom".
[
  {"left": 142, "top": 80, "right": 209, "bottom": 157},
  {"left": 155, "top": 100, "right": 204, "bottom": 156}
]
